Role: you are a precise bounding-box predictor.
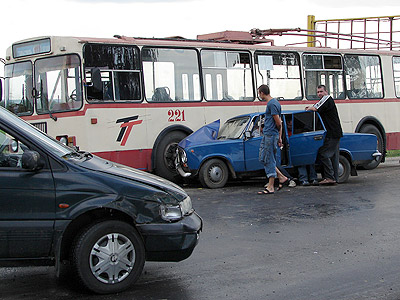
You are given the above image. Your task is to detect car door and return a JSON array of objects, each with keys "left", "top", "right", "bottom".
[
  {"left": 0, "top": 127, "right": 55, "bottom": 258},
  {"left": 244, "top": 115, "right": 263, "bottom": 171},
  {"left": 288, "top": 111, "right": 325, "bottom": 167}
]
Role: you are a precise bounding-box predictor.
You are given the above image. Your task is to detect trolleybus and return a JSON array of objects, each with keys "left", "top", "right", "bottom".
[{"left": 2, "top": 23, "right": 400, "bottom": 181}]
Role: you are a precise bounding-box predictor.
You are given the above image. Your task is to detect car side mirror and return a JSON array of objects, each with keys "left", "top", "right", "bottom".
[
  {"left": 22, "top": 150, "right": 44, "bottom": 171},
  {"left": 10, "top": 140, "right": 19, "bottom": 153},
  {"left": 244, "top": 131, "right": 252, "bottom": 139}
]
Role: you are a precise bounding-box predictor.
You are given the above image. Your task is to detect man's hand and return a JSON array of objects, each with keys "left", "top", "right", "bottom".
[
  {"left": 305, "top": 106, "right": 317, "bottom": 111},
  {"left": 278, "top": 137, "right": 283, "bottom": 148}
]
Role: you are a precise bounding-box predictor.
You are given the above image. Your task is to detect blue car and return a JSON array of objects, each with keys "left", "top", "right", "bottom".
[{"left": 175, "top": 111, "right": 381, "bottom": 189}]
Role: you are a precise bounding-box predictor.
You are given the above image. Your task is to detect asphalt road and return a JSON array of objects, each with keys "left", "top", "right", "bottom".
[{"left": 1, "top": 158, "right": 400, "bottom": 300}]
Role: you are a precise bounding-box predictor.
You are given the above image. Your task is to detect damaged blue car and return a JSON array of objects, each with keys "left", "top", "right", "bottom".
[{"left": 175, "top": 110, "right": 381, "bottom": 189}]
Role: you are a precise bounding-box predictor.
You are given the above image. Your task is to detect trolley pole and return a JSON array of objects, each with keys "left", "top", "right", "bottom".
[{"left": 307, "top": 15, "right": 316, "bottom": 47}]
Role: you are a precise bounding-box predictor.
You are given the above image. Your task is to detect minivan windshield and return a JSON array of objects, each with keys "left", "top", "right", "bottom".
[
  {"left": 0, "top": 107, "right": 73, "bottom": 157},
  {"left": 218, "top": 116, "right": 250, "bottom": 139}
]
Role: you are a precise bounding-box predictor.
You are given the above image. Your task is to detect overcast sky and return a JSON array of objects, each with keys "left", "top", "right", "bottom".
[{"left": 2, "top": 0, "right": 400, "bottom": 70}]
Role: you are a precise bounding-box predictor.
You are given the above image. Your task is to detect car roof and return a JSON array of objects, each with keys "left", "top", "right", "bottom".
[{"left": 227, "top": 110, "right": 308, "bottom": 121}]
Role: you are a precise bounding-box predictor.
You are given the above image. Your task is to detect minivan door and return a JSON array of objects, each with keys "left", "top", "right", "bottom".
[{"left": 0, "top": 128, "right": 55, "bottom": 259}]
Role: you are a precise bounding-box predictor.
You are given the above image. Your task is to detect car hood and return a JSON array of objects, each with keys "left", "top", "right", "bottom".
[
  {"left": 73, "top": 155, "right": 187, "bottom": 199},
  {"left": 179, "top": 120, "right": 220, "bottom": 148}
]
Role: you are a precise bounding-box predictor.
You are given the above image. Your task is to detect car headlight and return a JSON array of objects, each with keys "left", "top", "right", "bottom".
[
  {"left": 180, "top": 196, "right": 193, "bottom": 215},
  {"left": 160, "top": 196, "right": 193, "bottom": 222}
]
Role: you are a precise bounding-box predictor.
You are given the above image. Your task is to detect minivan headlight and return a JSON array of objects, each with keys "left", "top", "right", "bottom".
[
  {"left": 180, "top": 196, "right": 193, "bottom": 215},
  {"left": 160, "top": 196, "right": 193, "bottom": 221}
]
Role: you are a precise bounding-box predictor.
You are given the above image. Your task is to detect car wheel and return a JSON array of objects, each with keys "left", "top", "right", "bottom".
[
  {"left": 154, "top": 131, "right": 188, "bottom": 182},
  {"left": 199, "top": 158, "right": 229, "bottom": 189},
  {"left": 338, "top": 154, "right": 350, "bottom": 183},
  {"left": 359, "top": 124, "right": 383, "bottom": 170},
  {"left": 72, "top": 220, "right": 145, "bottom": 294}
]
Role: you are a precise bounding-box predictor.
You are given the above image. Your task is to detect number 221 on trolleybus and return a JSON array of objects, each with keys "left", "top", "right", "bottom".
[{"left": 2, "top": 31, "right": 400, "bottom": 181}]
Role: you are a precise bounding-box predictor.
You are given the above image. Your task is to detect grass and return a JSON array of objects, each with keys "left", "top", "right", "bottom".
[{"left": 387, "top": 150, "right": 400, "bottom": 157}]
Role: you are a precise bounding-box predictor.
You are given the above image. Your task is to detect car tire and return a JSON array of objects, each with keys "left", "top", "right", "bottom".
[
  {"left": 359, "top": 124, "right": 383, "bottom": 170},
  {"left": 199, "top": 158, "right": 229, "bottom": 189},
  {"left": 72, "top": 220, "right": 145, "bottom": 294},
  {"left": 154, "top": 131, "right": 187, "bottom": 182},
  {"left": 338, "top": 154, "right": 350, "bottom": 183}
]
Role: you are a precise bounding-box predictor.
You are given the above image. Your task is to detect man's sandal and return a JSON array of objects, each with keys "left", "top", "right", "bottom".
[{"left": 257, "top": 189, "right": 274, "bottom": 195}]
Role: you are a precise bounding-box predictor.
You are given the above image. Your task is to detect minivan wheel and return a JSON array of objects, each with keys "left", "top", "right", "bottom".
[{"left": 72, "top": 220, "right": 145, "bottom": 294}]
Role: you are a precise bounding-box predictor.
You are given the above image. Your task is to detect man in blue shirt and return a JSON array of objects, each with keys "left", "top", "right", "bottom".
[{"left": 258, "top": 85, "right": 282, "bottom": 194}]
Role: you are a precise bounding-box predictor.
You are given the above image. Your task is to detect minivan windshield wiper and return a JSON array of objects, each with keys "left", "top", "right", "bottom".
[
  {"left": 63, "top": 151, "right": 93, "bottom": 160},
  {"left": 79, "top": 151, "right": 93, "bottom": 159}
]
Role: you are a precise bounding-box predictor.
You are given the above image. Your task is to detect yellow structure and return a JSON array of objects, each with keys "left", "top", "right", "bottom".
[{"left": 307, "top": 15, "right": 400, "bottom": 49}]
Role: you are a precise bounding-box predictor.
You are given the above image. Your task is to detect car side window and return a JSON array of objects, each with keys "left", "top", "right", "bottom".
[
  {"left": 0, "top": 130, "right": 32, "bottom": 169},
  {"left": 292, "top": 112, "right": 320, "bottom": 134},
  {"left": 250, "top": 116, "right": 262, "bottom": 137}
]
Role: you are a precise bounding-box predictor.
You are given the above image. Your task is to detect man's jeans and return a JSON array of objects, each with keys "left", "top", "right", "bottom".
[
  {"left": 259, "top": 134, "right": 278, "bottom": 178},
  {"left": 298, "top": 164, "right": 317, "bottom": 182}
]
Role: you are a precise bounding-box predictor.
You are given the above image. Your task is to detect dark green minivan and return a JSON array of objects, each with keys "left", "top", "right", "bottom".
[{"left": 0, "top": 106, "right": 202, "bottom": 294}]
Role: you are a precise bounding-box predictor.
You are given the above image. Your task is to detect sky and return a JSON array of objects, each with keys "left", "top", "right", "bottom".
[{"left": 1, "top": 0, "right": 400, "bottom": 73}]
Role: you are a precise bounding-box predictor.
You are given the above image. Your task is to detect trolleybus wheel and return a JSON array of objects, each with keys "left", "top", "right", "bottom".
[
  {"left": 359, "top": 124, "right": 383, "bottom": 170},
  {"left": 154, "top": 131, "right": 187, "bottom": 182}
]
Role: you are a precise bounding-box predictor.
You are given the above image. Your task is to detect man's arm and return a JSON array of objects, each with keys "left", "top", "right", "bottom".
[
  {"left": 306, "top": 95, "right": 330, "bottom": 111},
  {"left": 273, "top": 114, "right": 282, "bottom": 147}
]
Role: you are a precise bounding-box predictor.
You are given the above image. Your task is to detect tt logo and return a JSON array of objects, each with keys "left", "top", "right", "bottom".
[{"left": 116, "top": 115, "right": 143, "bottom": 146}]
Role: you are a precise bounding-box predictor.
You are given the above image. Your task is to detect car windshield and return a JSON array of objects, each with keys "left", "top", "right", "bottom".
[
  {"left": 0, "top": 107, "right": 74, "bottom": 157},
  {"left": 218, "top": 116, "right": 250, "bottom": 139}
]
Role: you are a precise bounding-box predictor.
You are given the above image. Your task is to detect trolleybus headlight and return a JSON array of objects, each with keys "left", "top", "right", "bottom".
[
  {"left": 56, "top": 135, "right": 77, "bottom": 147},
  {"left": 57, "top": 136, "right": 68, "bottom": 145}
]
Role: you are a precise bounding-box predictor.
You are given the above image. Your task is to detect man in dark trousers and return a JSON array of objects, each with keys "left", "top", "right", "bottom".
[{"left": 306, "top": 85, "right": 343, "bottom": 184}]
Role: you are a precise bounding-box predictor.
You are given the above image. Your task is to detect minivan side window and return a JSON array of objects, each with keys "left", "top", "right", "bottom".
[{"left": 0, "top": 129, "right": 34, "bottom": 169}]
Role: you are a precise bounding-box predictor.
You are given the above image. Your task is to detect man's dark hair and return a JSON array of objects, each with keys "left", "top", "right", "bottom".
[
  {"left": 317, "top": 84, "right": 327, "bottom": 91},
  {"left": 258, "top": 84, "right": 270, "bottom": 95}
]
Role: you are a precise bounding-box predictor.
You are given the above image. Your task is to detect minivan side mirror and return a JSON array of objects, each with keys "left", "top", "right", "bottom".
[{"left": 22, "top": 150, "right": 44, "bottom": 171}]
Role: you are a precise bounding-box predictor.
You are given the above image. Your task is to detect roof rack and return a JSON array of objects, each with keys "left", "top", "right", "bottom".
[
  {"left": 197, "top": 30, "right": 274, "bottom": 45},
  {"left": 248, "top": 15, "right": 400, "bottom": 50},
  {"left": 308, "top": 15, "right": 400, "bottom": 50}
]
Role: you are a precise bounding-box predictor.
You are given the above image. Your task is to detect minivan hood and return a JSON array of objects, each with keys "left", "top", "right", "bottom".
[{"left": 74, "top": 155, "right": 187, "bottom": 199}]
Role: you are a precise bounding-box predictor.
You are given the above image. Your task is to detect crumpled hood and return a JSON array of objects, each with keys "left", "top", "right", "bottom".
[
  {"left": 75, "top": 155, "right": 187, "bottom": 199},
  {"left": 179, "top": 119, "right": 220, "bottom": 148}
]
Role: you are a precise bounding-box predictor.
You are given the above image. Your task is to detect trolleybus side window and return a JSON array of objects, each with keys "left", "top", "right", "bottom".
[
  {"left": 393, "top": 56, "right": 400, "bottom": 98},
  {"left": 303, "top": 54, "right": 345, "bottom": 100},
  {"left": 84, "top": 44, "right": 141, "bottom": 102},
  {"left": 344, "top": 54, "right": 383, "bottom": 99},
  {"left": 4, "top": 61, "right": 33, "bottom": 115},
  {"left": 142, "top": 47, "right": 201, "bottom": 102},
  {"left": 255, "top": 51, "right": 301, "bottom": 100},
  {"left": 201, "top": 50, "right": 253, "bottom": 101},
  {"left": 35, "top": 55, "right": 82, "bottom": 114}
]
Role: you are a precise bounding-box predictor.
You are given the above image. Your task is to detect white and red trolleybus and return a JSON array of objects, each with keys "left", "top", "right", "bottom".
[{"left": 2, "top": 27, "right": 400, "bottom": 181}]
